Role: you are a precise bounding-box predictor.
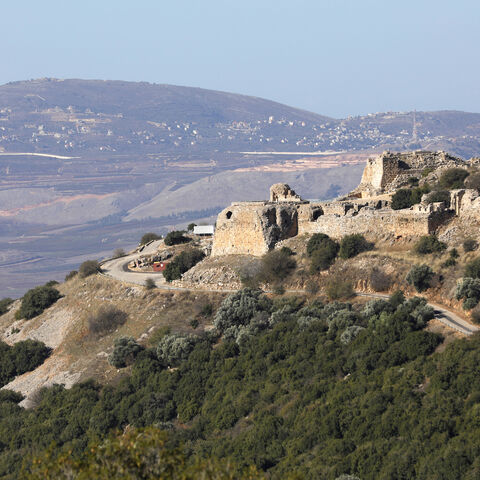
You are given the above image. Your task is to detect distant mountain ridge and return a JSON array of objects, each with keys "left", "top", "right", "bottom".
[{"left": 0, "top": 78, "right": 479, "bottom": 159}]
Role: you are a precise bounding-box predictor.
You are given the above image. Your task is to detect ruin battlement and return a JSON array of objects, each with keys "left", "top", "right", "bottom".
[{"left": 211, "top": 151, "right": 477, "bottom": 257}]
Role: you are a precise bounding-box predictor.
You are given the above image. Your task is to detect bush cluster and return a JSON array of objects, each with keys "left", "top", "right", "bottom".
[
  {"left": 258, "top": 249, "right": 296, "bottom": 283},
  {"left": 163, "top": 248, "right": 205, "bottom": 282},
  {"left": 164, "top": 231, "right": 191, "bottom": 246},
  {"left": 339, "top": 234, "right": 373, "bottom": 259},
  {"left": 426, "top": 189, "right": 451, "bottom": 208},
  {"left": 0, "top": 298, "right": 13, "bottom": 316},
  {"left": 406, "top": 264, "right": 434, "bottom": 292},
  {"left": 438, "top": 167, "right": 469, "bottom": 189},
  {"left": 391, "top": 185, "right": 430, "bottom": 210},
  {"left": 16, "top": 285, "right": 61, "bottom": 320},
  {"left": 79, "top": 260, "right": 102, "bottom": 278},
  {"left": 0, "top": 339, "right": 51, "bottom": 387},
  {"left": 455, "top": 277, "right": 480, "bottom": 310},
  {"left": 414, "top": 235, "right": 447, "bottom": 255},
  {"left": 88, "top": 306, "right": 128, "bottom": 336},
  {"left": 463, "top": 238, "right": 478, "bottom": 252},
  {"left": 465, "top": 257, "right": 480, "bottom": 279},
  {"left": 307, "top": 233, "right": 339, "bottom": 272},
  {"left": 109, "top": 337, "right": 144, "bottom": 368},
  {"left": 140, "top": 232, "right": 161, "bottom": 245},
  {"left": 156, "top": 333, "right": 198, "bottom": 367}
]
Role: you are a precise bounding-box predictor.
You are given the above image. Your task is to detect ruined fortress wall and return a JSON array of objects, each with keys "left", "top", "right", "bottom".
[
  {"left": 212, "top": 202, "right": 300, "bottom": 256},
  {"left": 298, "top": 209, "right": 436, "bottom": 239},
  {"left": 212, "top": 203, "right": 271, "bottom": 256}
]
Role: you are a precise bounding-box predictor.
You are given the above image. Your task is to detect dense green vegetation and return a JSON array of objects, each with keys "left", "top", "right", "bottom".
[
  {"left": 108, "top": 337, "right": 144, "bottom": 368},
  {"left": 164, "top": 230, "right": 191, "bottom": 246},
  {"left": 426, "top": 189, "right": 451, "bottom": 207},
  {"left": 338, "top": 234, "right": 373, "bottom": 259},
  {"left": 438, "top": 168, "right": 469, "bottom": 189},
  {"left": 29, "top": 427, "right": 264, "bottom": 480},
  {"left": 15, "top": 285, "right": 61, "bottom": 320},
  {"left": 5, "top": 289, "right": 479, "bottom": 479},
  {"left": 391, "top": 185, "right": 430, "bottom": 210},
  {"left": 0, "top": 298, "right": 13, "bottom": 316},
  {"left": 163, "top": 248, "right": 205, "bottom": 281},
  {"left": 414, "top": 235, "right": 447, "bottom": 255},
  {"left": 0, "top": 340, "right": 51, "bottom": 387},
  {"left": 406, "top": 264, "right": 434, "bottom": 292},
  {"left": 307, "top": 233, "right": 339, "bottom": 272},
  {"left": 139, "top": 232, "right": 161, "bottom": 245}
]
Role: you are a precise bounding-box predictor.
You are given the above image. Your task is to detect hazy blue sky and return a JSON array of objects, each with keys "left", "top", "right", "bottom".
[{"left": 2, "top": 0, "right": 479, "bottom": 117}]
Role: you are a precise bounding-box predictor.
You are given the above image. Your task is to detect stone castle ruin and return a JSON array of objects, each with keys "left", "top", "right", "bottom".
[{"left": 211, "top": 151, "right": 480, "bottom": 257}]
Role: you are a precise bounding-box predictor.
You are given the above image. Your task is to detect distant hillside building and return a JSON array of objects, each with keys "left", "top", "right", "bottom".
[{"left": 194, "top": 225, "right": 215, "bottom": 236}]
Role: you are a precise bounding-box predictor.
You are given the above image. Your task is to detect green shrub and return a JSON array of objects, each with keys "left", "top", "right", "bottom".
[
  {"left": 426, "top": 190, "right": 451, "bottom": 208},
  {"left": 144, "top": 278, "right": 156, "bottom": 290},
  {"left": 414, "top": 235, "right": 447, "bottom": 254},
  {"left": 465, "top": 257, "right": 480, "bottom": 278},
  {"left": 44, "top": 280, "right": 59, "bottom": 287},
  {"left": 463, "top": 239, "right": 478, "bottom": 252},
  {"left": 280, "top": 246, "right": 294, "bottom": 256},
  {"left": 455, "top": 277, "right": 480, "bottom": 310},
  {"left": 310, "top": 245, "right": 338, "bottom": 272},
  {"left": 439, "top": 168, "right": 469, "bottom": 189},
  {"left": 259, "top": 249, "right": 296, "bottom": 282},
  {"left": 88, "top": 306, "right": 128, "bottom": 336},
  {"left": 64, "top": 270, "right": 78, "bottom": 281},
  {"left": 16, "top": 285, "right": 61, "bottom": 320},
  {"left": 190, "top": 319, "right": 199, "bottom": 329},
  {"left": 163, "top": 248, "right": 205, "bottom": 282},
  {"left": 109, "top": 337, "right": 144, "bottom": 368},
  {"left": 213, "top": 289, "right": 272, "bottom": 343},
  {"left": 406, "top": 264, "right": 434, "bottom": 292},
  {"left": 391, "top": 185, "right": 430, "bottom": 210},
  {"left": 339, "top": 234, "right": 373, "bottom": 259},
  {"left": 407, "top": 177, "right": 419, "bottom": 186},
  {"left": 164, "top": 231, "right": 191, "bottom": 246},
  {"left": 187, "top": 223, "right": 197, "bottom": 232},
  {"left": 326, "top": 276, "right": 354, "bottom": 300},
  {"left": 0, "top": 298, "right": 13, "bottom": 315},
  {"left": 0, "top": 339, "right": 51, "bottom": 387},
  {"left": 307, "top": 233, "right": 338, "bottom": 257},
  {"left": 140, "top": 232, "right": 161, "bottom": 245},
  {"left": 156, "top": 333, "right": 197, "bottom": 367},
  {"left": 79, "top": 260, "right": 102, "bottom": 278},
  {"left": 391, "top": 189, "right": 414, "bottom": 210}
]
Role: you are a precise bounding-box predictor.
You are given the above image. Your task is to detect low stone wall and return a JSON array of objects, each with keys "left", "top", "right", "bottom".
[{"left": 297, "top": 208, "right": 440, "bottom": 239}]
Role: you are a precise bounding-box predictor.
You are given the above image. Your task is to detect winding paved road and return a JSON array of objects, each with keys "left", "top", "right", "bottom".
[{"left": 101, "top": 246, "right": 479, "bottom": 336}]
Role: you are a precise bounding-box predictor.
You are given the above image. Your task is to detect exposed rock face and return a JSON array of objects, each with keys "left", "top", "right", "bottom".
[{"left": 211, "top": 152, "right": 474, "bottom": 257}]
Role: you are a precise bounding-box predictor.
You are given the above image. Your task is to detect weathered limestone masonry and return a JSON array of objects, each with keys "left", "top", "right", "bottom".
[
  {"left": 350, "top": 150, "right": 465, "bottom": 198},
  {"left": 211, "top": 151, "right": 473, "bottom": 257}
]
